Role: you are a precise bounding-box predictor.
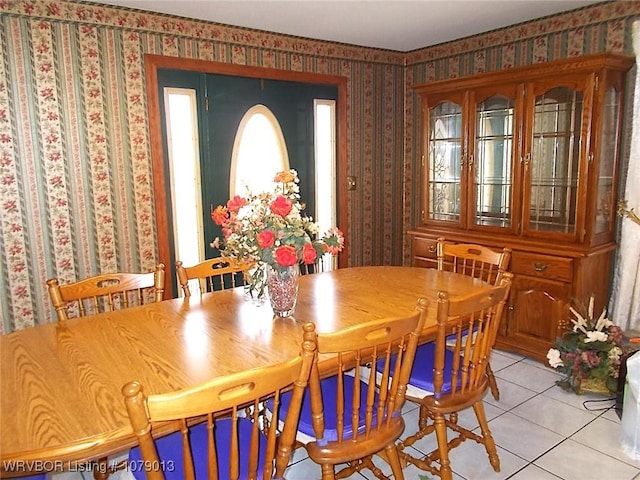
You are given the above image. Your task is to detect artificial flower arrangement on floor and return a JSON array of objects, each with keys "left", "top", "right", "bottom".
[
  {"left": 546, "top": 295, "right": 624, "bottom": 394},
  {"left": 210, "top": 169, "right": 344, "bottom": 317}
]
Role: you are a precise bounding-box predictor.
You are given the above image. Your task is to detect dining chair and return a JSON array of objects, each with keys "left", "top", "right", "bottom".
[
  {"left": 397, "top": 273, "right": 513, "bottom": 480},
  {"left": 437, "top": 237, "right": 511, "bottom": 400},
  {"left": 176, "top": 257, "right": 252, "bottom": 297},
  {"left": 46, "top": 263, "right": 166, "bottom": 321},
  {"left": 279, "top": 298, "right": 428, "bottom": 480},
  {"left": 436, "top": 237, "right": 511, "bottom": 285},
  {"left": 299, "top": 252, "right": 336, "bottom": 275},
  {"left": 122, "top": 323, "right": 317, "bottom": 480},
  {"left": 46, "top": 264, "right": 165, "bottom": 479}
]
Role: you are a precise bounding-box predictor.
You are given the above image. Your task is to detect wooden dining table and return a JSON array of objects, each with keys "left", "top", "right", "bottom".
[{"left": 0, "top": 266, "right": 490, "bottom": 476}]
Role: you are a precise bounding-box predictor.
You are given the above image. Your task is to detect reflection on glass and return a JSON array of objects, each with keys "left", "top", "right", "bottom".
[
  {"left": 474, "top": 95, "right": 513, "bottom": 227},
  {"left": 530, "top": 87, "right": 582, "bottom": 233},
  {"left": 428, "top": 102, "right": 461, "bottom": 222},
  {"left": 595, "top": 87, "right": 619, "bottom": 235}
]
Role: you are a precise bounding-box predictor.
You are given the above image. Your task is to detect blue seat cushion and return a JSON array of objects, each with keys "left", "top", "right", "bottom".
[
  {"left": 408, "top": 343, "right": 458, "bottom": 395},
  {"left": 445, "top": 325, "right": 478, "bottom": 344},
  {"left": 280, "top": 374, "right": 380, "bottom": 446},
  {"left": 129, "top": 416, "right": 266, "bottom": 480},
  {"left": 378, "top": 343, "right": 459, "bottom": 398}
]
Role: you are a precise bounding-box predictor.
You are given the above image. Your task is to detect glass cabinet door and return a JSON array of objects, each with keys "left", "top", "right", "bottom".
[
  {"left": 594, "top": 85, "right": 620, "bottom": 237},
  {"left": 472, "top": 94, "right": 515, "bottom": 229},
  {"left": 526, "top": 86, "right": 584, "bottom": 236},
  {"left": 426, "top": 100, "right": 463, "bottom": 223}
]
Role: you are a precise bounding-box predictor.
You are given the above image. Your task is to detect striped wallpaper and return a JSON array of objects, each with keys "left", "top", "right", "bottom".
[{"left": 0, "top": 0, "right": 638, "bottom": 332}]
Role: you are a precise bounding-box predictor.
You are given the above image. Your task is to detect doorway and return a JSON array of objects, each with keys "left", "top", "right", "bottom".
[{"left": 145, "top": 55, "right": 349, "bottom": 295}]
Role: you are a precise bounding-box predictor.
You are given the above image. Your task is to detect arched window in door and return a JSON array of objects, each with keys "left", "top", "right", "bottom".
[{"left": 230, "top": 105, "right": 289, "bottom": 197}]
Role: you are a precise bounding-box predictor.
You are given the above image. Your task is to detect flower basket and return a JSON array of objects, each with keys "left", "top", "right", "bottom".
[
  {"left": 578, "top": 377, "right": 610, "bottom": 395},
  {"left": 547, "top": 295, "right": 624, "bottom": 395}
]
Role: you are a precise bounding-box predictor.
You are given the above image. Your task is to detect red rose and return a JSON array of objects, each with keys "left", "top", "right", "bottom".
[
  {"left": 226, "top": 195, "right": 248, "bottom": 213},
  {"left": 257, "top": 230, "right": 275, "bottom": 249},
  {"left": 211, "top": 205, "right": 228, "bottom": 226},
  {"left": 270, "top": 195, "right": 293, "bottom": 217},
  {"left": 274, "top": 245, "right": 298, "bottom": 267},
  {"left": 302, "top": 243, "right": 317, "bottom": 265}
]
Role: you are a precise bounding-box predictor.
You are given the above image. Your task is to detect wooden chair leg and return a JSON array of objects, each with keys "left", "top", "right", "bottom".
[
  {"left": 320, "top": 463, "right": 336, "bottom": 480},
  {"left": 384, "top": 444, "right": 405, "bottom": 480},
  {"left": 487, "top": 362, "right": 500, "bottom": 400},
  {"left": 93, "top": 458, "right": 109, "bottom": 480},
  {"left": 472, "top": 402, "right": 500, "bottom": 472},
  {"left": 433, "top": 414, "right": 453, "bottom": 480}
]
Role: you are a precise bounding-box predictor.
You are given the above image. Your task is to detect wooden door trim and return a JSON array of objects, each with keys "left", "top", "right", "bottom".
[{"left": 144, "top": 54, "right": 349, "bottom": 293}]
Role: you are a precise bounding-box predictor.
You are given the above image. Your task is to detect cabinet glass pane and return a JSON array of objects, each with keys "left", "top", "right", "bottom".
[
  {"left": 428, "top": 102, "right": 461, "bottom": 222},
  {"left": 474, "top": 95, "right": 513, "bottom": 227},
  {"left": 530, "top": 87, "right": 582, "bottom": 233},
  {"left": 595, "top": 86, "right": 619, "bottom": 235}
]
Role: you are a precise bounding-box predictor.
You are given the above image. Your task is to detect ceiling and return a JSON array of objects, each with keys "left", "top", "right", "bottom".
[{"left": 90, "top": 0, "right": 604, "bottom": 52}]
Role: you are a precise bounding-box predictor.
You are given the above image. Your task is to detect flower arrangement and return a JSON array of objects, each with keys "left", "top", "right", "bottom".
[
  {"left": 547, "top": 295, "right": 624, "bottom": 394},
  {"left": 210, "top": 169, "right": 344, "bottom": 297}
]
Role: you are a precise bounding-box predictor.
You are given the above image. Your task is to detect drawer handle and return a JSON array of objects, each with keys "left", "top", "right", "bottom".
[
  {"left": 533, "top": 262, "right": 548, "bottom": 272},
  {"left": 428, "top": 245, "right": 437, "bottom": 254}
]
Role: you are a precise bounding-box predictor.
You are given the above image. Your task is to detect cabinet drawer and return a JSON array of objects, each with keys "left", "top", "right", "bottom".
[
  {"left": 510, "top": 252, "right": 573, "bottom": 282},
  {"left": 412, "top": 237, "right": 438, "bottom": 259}
]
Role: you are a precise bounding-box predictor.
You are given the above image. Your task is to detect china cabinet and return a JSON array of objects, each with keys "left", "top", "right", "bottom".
[{"left": 409, "top": 53, "right": 633, "bottom": 361}]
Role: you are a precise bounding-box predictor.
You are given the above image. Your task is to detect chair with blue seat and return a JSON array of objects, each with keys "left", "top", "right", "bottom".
[
  {"left": 396, "top": 273, "right": 512, "bottom": 480},
  {"left": 121, "top": 323, "right": 317, "bottom": 480},
  {"left": 281, "top": 298, "right": 428, "bottom": 480},
  {"left": 437, "top": 237, "right": 511, "bottom": 400},
  {"left": 47, "top": 264, "right": 166, "bottom": 479}
]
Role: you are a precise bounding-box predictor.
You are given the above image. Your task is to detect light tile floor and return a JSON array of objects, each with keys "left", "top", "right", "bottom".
[{"left": 54, "top": 350, "right": 640, "bottom": 480}]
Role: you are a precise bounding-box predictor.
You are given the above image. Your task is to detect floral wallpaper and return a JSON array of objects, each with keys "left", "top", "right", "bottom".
[{"left": 0, "top": 0, "right": 638, "bottom": 332}]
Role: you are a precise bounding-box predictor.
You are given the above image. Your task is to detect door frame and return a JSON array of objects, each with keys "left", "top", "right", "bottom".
[{"left": 144, "top": 54, "right": 349, "bottom": 292}]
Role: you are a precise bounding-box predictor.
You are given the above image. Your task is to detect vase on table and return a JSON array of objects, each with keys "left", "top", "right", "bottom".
[{"left": 266, "top": 265, "right": 299, "bottom": 317}]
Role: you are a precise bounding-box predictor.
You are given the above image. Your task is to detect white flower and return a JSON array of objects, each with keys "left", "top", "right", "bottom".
[
  {"left": 584, "top": 331, "right": 608, "bottom": 343},
  {"left": 609, "top": 346, "right": 622, "bottom": 362},
  {"left": 594, "top": 307, "right": 612, "bottom": 331},
  {"left": 587, "top": 295, "right": 595, "bottom": 321},
  {"left": 306, "top": 223, "right": 320, "bottom": 235},
  {"left": 570, "top": 306, "right": 589, "bottom": 333},
  {"left": 547, "top": 348, "right": 564, "bottom": 368}
]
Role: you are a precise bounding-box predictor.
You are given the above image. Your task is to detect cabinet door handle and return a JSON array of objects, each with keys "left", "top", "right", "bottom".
[
  {"left": 533, "top": 262, "right": 547, "bottom": 272},
  {"left": 523, "top": 152, "right": 531, "bottom": 173},
  {"left": 428, "top": 245, "right": 437, "bottom": 253}
]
